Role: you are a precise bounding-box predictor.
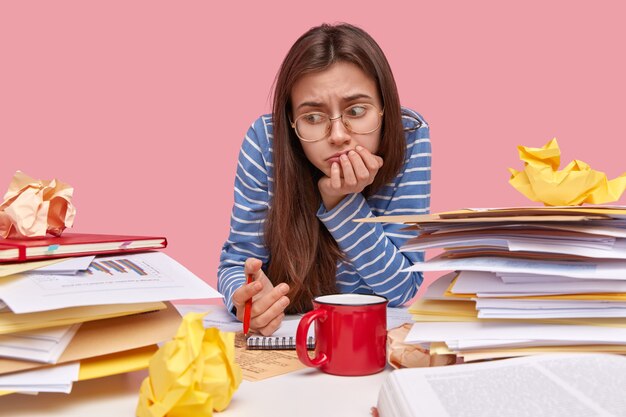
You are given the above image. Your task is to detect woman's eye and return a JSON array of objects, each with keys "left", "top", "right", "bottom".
[
  {"left": 303, "top": 113, "right": 324, "bottom": 124},
  {"left": 345, "top": 105, "right": 367, "bottom": 117}
]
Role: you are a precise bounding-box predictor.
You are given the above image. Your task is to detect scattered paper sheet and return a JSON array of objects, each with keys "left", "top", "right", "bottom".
[
  {"left": 25, "top": 256, "right": 95, "bottom": 275},
  {"left": 0, "top": 301, "right": 165, "bottom": 335},
  {"left": 407, "top": 255, "right": 626, "bottom": 280},
  {"left": 0, "top": 171, "right": 76, "bottom": 238},
  {"left": 0, "top": 252, "right": 222, "bottom": 313},
  {"left": 386, "top": 307, "right": 413, "bottom": 329},
  {"left": 0, "top": 362, "right": 79, "bottom": 394},
  {"left": 476, "top": 298, "right": 626, "bottom": 309},
  {"left": 0, "top": 258, "right": 67, "bottom": 278},
  {"left": 233, "top": 332, "right": 307, "bottom": 382},
  {"left": 0, "top": 323, "right": 80, "bottom": 363},
  {"left": 175, "top": 304, "right": 243, "bottom": 333},
  {"left": 405, "top": 321, "right": 626, "bottom": 345},
  {"left": 478, "top": 309, "right": 626, "bottom": 319},
  {"left": 509, "top": 138, "right": 626, "bottom": 206},
  {"left": 452, "top": 270, "right": 626, "bottom": 295}
]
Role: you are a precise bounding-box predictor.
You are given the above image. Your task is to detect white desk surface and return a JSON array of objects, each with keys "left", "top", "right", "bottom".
[{"left": 0, "top": 366, "right": 391, "bottom": 417}]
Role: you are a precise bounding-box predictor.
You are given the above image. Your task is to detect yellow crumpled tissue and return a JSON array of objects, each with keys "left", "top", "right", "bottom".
[
  {"left": 136, "top": 312, "right": 242, "bottom": 417},
  {"left": 508, "top": 138, "right": 626, "bottom": 206},
  {"left": 0, "top": 170, "right": 75, "bottom": 238}
]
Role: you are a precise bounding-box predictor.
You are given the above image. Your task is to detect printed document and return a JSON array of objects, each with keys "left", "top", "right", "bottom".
[{"left": 0, "top": 252, "right": 221, "bottom": 313}]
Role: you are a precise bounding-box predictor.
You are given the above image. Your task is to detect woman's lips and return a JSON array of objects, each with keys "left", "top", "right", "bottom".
[{"left": 326, "top": 150, "right": 352, "bottom": 164}]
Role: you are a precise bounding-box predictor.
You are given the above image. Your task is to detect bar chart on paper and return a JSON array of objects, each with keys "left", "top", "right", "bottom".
[
  {"left": 87, "top": 259, "right": 148, "bottom": 276},
  {"left": 31, "top": 256, "right": 174, "bottom": 292}
]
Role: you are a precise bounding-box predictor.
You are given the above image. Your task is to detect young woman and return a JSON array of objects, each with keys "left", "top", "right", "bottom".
[{"left": 218, "top": 23, "right": 431, "bottom": 335}]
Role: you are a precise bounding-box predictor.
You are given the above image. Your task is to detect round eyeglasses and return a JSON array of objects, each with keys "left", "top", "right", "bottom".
[{"left": 290, "top": 103, "right": 384, "bottom": 142}]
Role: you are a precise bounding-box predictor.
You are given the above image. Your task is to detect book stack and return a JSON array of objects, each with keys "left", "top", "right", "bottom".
[
  {"left": 362, "top": 206, "right": 626, "bottom": 362},
  {"left": 0, "top": 233, "right": 221, "bottom": 394}
]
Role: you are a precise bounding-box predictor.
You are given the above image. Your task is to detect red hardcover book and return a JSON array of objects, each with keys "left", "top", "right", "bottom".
[{"left": 0, "top": 233, "right": 167, "bottom": 263}]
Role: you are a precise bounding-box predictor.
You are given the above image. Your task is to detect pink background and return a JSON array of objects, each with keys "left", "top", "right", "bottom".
[{"left": 2, "top": 1, "right": 625, "bottom": 297}]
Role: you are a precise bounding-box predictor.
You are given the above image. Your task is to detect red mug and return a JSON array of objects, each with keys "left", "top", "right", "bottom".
[{"left": 296, "top": 294, "right": 388, "bottom": 376}]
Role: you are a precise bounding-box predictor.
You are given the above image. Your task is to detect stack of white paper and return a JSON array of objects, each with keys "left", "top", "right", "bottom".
[
  {"left": 0, "top": 251, "right": 222, "bottom": 395},
  {"left": 366, "top": 206, "right": 626, "bottom": 360}
]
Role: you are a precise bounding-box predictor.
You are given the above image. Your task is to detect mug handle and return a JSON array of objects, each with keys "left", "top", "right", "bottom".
[{"left": 296, "top": 309, "right": 328, "bottom": 368}]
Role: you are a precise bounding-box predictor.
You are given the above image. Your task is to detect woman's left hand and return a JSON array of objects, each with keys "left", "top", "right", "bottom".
[{"left": 318, "top": 145, "right": 384, "bottom": 210}]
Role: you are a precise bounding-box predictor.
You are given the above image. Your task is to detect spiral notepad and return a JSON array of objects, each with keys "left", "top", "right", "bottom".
[{"left": 246, "top": 318, "right": 315, "bottom": 350}]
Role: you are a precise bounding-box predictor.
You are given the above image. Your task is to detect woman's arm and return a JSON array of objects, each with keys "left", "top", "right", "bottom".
[
  {"left": 317, "top": 112, "right": 431, "bottom": 306},
  {"left": 217, "top": 116, "right": 272, "bottom": 313}
]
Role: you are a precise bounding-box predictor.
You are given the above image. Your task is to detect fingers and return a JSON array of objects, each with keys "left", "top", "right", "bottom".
[
  {"left": 330, "top": 162, "right": 342, "bottom": 189},
  {"left": 233, "top": 258, "right": 266, "bottom": 320},
  {"left": 232, "top": 283, "right": 260, "bottom": 308},
  {"left": 355, "top": 145, "right": 383, "bottom": 170},
  {"left": 340, "top": 153, "right": 357, "bottom": 187},
  {"left": 341, "top": 146, "right": 383, "bottom": 191},
  {"left": 244, "top": 257, "right": 263, "bottom": 277},
  {"left": 318, "top": 146, "right": 385, "bottom": 208},
  {"left": 252, "top": 282, "right": 289, "bottom": 316},
  {"left": 347, "top": 149, "right": 370, "bottom": 183},
  {"left": 232, "top": 279, "right": 263, "bottom": 320},
  {"left": 256, "top": 313, "right": 286, "bottom": 336},
  {"left": 250, "top": 283, "right": 290, "bottom": 333}
]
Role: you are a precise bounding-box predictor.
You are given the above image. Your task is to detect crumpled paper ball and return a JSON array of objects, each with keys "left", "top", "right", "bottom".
[
  {"left": 508, "top": 138, "right": 626, "bottom": 206},
  {"left": 136, "top": 313, "right": 242, "bottom": 417},
  {"left": 387, "top": 323, "right": 456, "bottom": 368},
  {"left": 0, "top": 171, "right": 75, "bottom": 238}
]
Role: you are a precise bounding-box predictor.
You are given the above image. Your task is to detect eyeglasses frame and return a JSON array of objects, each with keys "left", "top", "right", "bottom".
[{"left": 289, "top": 103, "right": 385, "bottom": 143}]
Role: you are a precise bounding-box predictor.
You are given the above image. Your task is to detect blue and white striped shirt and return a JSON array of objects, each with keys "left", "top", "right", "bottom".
[{"left": 218, "top": 108, "right": 431, "bottom": 312}]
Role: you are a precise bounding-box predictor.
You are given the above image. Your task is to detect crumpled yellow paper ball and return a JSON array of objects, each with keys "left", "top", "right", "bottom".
[
  {"left": 509, "top": 138, "right": 626, "bottom": 206},
  {"left": 136, "top": 313, "right": 242, "bottom": 417},
  {"left": 0, "top": 170, "right": 75, "bottom": 238}
]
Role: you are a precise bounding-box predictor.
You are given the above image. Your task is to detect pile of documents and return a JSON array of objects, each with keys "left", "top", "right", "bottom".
[
  {"left": 362, "top": 206, "right": 626, "bottom": 362},
  {"left": 0, "top": 246, "right": 221, "bottom": 394}
]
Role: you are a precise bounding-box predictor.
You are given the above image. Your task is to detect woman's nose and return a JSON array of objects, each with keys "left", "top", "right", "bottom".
[{"left": 327, "top": 116, "right": 351, "bottom": 145}]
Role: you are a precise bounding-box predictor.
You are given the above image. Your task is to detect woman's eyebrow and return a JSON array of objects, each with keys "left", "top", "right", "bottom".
[
  {"left": 343, "top": 93, "right": 373, "bottom": 101},
  {"left": 296, "top": 93, "right": 372, "bottom": 110},
  {"left": 295, "top": 101, "right": 324, "bottom": 110},
  {"left": 295, "top": 93, "right": 374, "bottom": 111}
]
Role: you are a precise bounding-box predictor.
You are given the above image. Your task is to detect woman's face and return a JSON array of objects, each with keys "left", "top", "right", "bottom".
[{"left": 290, "top": 61, "right": 383, "bottom": 177}]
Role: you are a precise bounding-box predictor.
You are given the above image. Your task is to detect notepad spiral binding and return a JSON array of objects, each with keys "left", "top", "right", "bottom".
[{"left": 246, "top": 336, "right": 315, "bottom": 350}]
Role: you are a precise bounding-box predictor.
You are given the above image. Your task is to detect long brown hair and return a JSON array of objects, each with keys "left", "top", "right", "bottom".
[{"left": 266, "top": 23, "right": 406, "bottom": 313}]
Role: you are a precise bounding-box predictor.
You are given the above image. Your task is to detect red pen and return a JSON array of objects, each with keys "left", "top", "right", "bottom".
[{"left": 243, "top": 274, "right": 253, "bottom": 336}]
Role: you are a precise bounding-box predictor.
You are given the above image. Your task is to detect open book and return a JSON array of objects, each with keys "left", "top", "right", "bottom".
[{"left": 377, "top": 353, "right": 626, "bottom": 417}]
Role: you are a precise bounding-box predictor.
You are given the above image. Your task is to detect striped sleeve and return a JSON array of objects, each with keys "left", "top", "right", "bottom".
[
  {"left": 317, "top": 111, "right": 431, "bottom": 306},
  {"left": 217, "top": 116, "right": 271, "bottom": 314}
]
